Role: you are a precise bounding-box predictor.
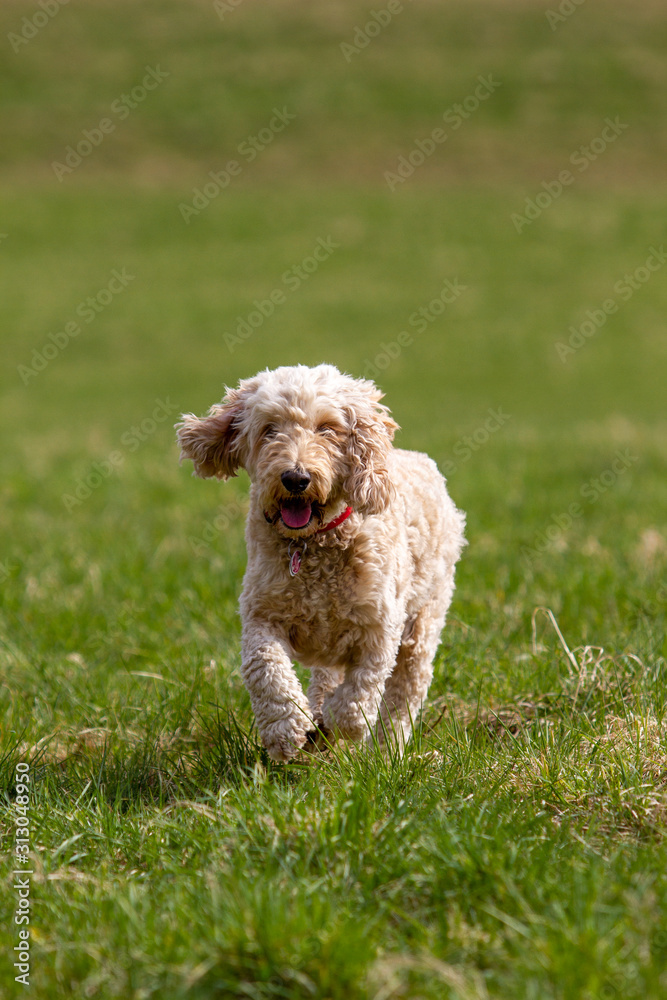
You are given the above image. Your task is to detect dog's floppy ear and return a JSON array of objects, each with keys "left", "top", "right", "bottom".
[
  {"left": 176, "top": 388, "right": 245, "bottom": 480},
  {"left": 343, "top": 379, "right": 399, "bottom": 515}
]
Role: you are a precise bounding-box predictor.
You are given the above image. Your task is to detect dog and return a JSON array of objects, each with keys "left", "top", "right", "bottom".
[{"left": 177, "top": 364, "right": 465, "bottom": 761}]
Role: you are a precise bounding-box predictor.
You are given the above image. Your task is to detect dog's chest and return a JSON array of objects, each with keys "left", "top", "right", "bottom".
[{"left": 257, "top": 546, "right": 378, "bottom": 665}]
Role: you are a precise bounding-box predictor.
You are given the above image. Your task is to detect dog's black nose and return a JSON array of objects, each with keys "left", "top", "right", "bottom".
[{"left": 281, "top": 469, "right": 311, "bottom": 493}]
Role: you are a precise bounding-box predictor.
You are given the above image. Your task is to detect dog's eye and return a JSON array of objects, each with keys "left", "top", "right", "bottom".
[
  {"left": 316, "top": 423, "right": 337, "bottom": 435},
  {"left": 262, "top": 425, "right": 277, "bottom": 440}
]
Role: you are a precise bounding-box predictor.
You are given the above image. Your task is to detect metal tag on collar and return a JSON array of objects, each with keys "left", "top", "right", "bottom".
[{"left": 288, "top": 541, "right": 307, "bottom": 577}]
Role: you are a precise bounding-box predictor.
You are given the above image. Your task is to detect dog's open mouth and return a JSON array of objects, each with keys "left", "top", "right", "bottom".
[{"left": 280, "top": 500, "right": 312, "bottom": 529}]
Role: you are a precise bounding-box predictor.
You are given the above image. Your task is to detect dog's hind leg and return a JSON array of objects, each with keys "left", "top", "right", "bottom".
[
  {"left": 375, "top": 599, "right": 447, "bottom": 751},
  {"left": 304, "top": 667, "right": 344, "bottom": 750},
  {"left": 307, "top": 667, "right": 344, "bottom": 723},
  {"left": 320, "top": 628, "right": 402, "bottom": 743}
]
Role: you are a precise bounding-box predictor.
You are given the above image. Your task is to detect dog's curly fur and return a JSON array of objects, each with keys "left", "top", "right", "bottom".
[{"left": 177, "top": 364, "right": 465, "bottom": 761}]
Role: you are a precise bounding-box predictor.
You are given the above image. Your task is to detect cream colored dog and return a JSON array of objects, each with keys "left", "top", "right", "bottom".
[{"left": 177, "top": 364, "right": 465, "bottom": 761}]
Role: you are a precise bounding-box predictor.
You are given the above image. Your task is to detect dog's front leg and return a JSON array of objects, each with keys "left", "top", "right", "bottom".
[{"left": 240, "top": 621, "right": 313, "bottom": 761}]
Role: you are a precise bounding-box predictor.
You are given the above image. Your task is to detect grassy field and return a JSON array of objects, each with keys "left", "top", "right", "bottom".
[{"left": 1, "top": 1, "right": 666, "bottom": 997}]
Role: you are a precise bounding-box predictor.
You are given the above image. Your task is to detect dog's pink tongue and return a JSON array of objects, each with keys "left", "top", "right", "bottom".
[{"left": 281, "top": 502, "right": 311, "bottom": 528}]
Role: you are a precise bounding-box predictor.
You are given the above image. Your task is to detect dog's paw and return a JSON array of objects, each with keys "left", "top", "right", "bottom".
[
  {"left": 262, "top": 723, "right": 310, "bottom": 762},
  {"left": 302, "top": 726, "right": 334, "bottom": 754}
]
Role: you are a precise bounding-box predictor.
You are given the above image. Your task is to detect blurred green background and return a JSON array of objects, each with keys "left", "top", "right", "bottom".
[{"left": 2, "top": 0, "right": 666, "bottom": 436}]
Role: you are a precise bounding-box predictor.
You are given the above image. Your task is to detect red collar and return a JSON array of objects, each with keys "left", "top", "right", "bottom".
[{"left": 317, "top": 505, "right": 353, "bottom": 533}]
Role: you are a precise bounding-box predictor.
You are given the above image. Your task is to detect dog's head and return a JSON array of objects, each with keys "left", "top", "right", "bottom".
[{"left": 177, "top": 364, "right": 398, "bottom": 538}]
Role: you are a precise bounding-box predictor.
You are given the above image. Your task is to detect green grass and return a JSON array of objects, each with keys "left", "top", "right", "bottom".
[{"left": 1, "top": 1, "right": 667, "bottom": 997}]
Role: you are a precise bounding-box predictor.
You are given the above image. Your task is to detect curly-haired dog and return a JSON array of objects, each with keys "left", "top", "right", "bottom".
[{"left": 177, "top": 364, "right": 465, "bottom": 761}]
